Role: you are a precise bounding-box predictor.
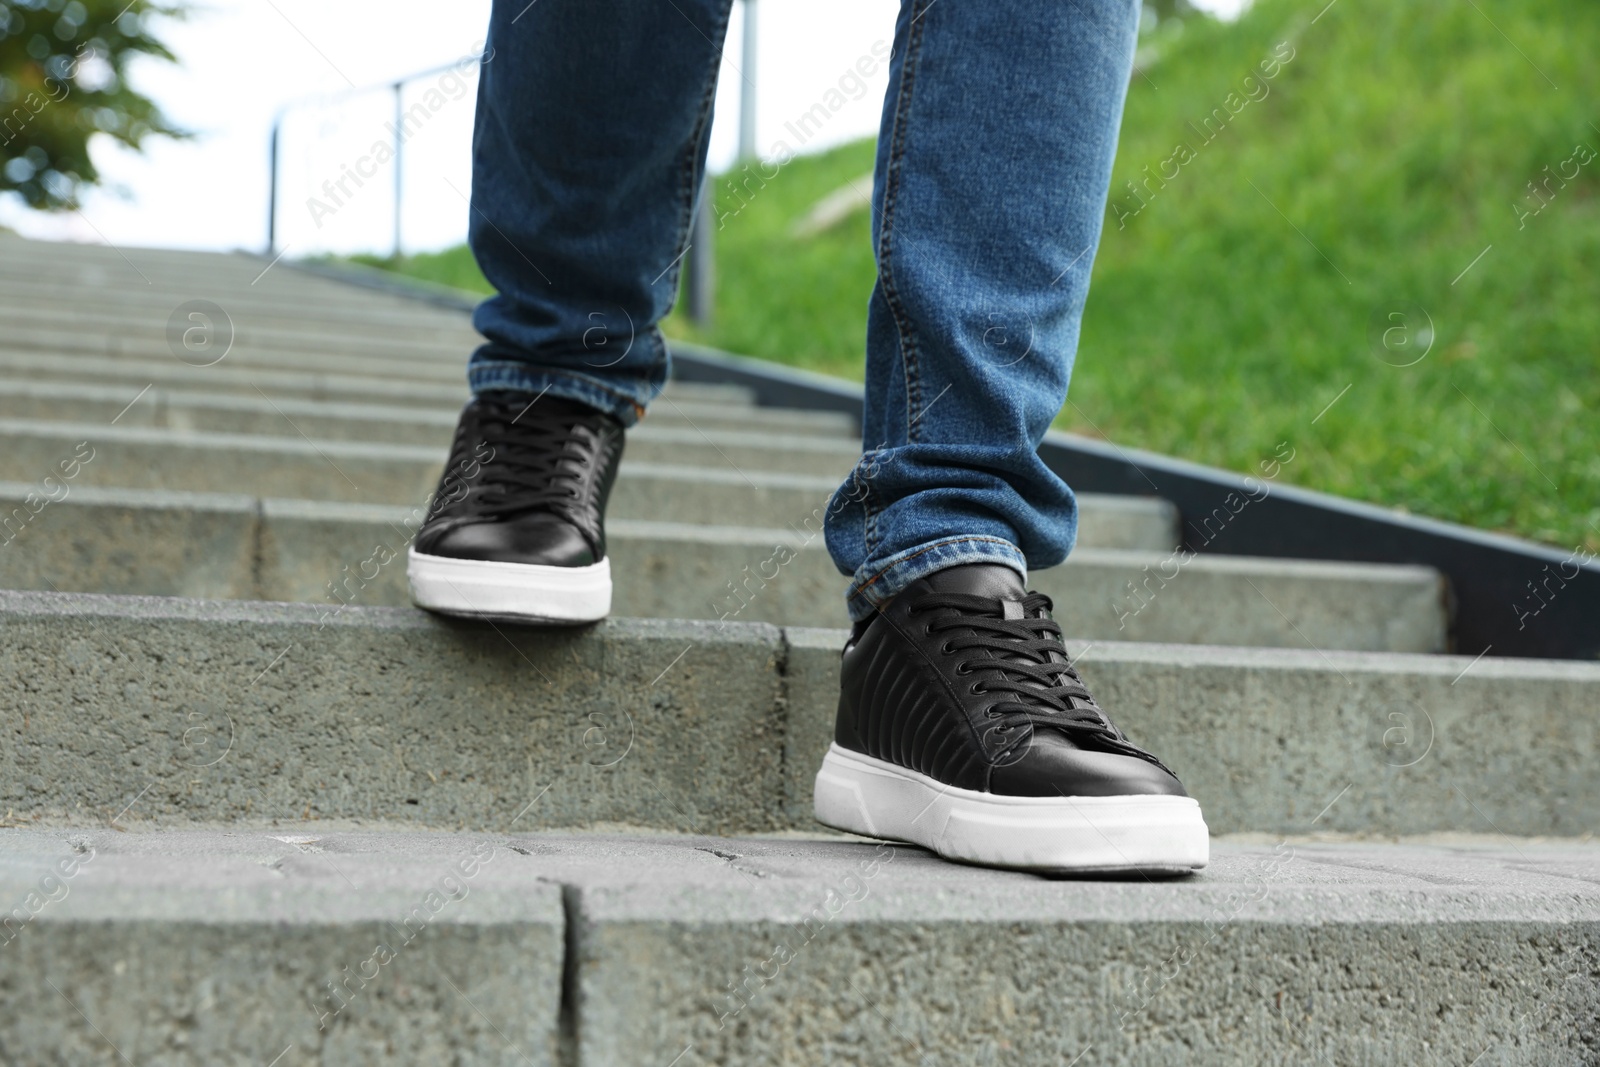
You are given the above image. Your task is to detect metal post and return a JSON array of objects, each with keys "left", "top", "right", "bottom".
[
  {"left": 738, "top": 0, "right": 758, "bottom": 161},
  {"left": 392, "top": 82, "right": 405, "bottom": 261},
  {"left": 266, "top": 118, "right": 280, "bottom": 254},
  {"left": 684, "top": 176, "right": 715, "bottom": 325}
]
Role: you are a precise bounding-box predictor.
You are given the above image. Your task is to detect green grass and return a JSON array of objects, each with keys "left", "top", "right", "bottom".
[
  {"left": 1080, "top": 0, "right": 1600, "bottom": 551},
  {"left": 666, "top": 139, "right": 879, "bottom": 380},
  {"left": 343, "top": 247, "right": 494, "bottom": 294},
  {"left": 355, "top": 0, "right": 1600, "bottom": 551}
]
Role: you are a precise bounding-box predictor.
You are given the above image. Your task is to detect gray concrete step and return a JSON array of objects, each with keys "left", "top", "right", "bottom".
[
  {"left": 0, "top": 485, "right": 1444, "bottom": 651},
  {"left": 0, "top": 417, "right": 846, "bottom": 523},
  {"left": 0, "top": 591, "right": 789, "bottom": 836},
  {"left": 1, "top": 828, "right": 1595, "bottom": 1066},
  {"left": 0, "top": 425, "right": 1178, "bottom": 547},
  {"left": 0, "top": 828, "right": 564, "bottom": 1066},
  {"left": 0, "top": 344, "right": 760, "bottom": 405},
  {"left": 0, "top": 399, "right": 861, "bottom": 476},
  {"left": 0, "top": 286, "right": 480, "bottom": 348},
  {"left": 0, "top": 237, "right": 484, "bottom": 321},
  {"left": 0, "top": 377, "right": 862, "bottom": 439},
  {"left": 0, "top": 267, "right": 477, "bottom": 311},
  {"left": 0, "top": 349, "right": 760, "bottom": 410},
  {"left": 2, "top": 329, "right": 480, "bottom": 381},
  {"left": 0, "top": 293, "right": 481, "bottom": 354},
  {"left": 0, "top": 301, "right": 481, "bottom": 359},
  {"left": 0, "top": 233, "right": 350, "bottom": 281},
  {"left": 0, "top": 347, "right": 472, "bottom": 405},
  {"left": 0, "top": 590, "right": 1592, "bottom": 838},
  {"left": 0, "top": 247, "right": 375, "bottom": 293}
]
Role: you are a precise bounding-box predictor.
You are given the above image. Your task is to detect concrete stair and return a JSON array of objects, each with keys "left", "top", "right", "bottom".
[
  {"left": 0, "top": 234, "right": 1595, "bottom": 1065},
  {"left": 0, "top": 420, "right": 1176, "bottom": 548},
  {"left": 1, "top": 830, "right": 1596, "bottom": 1066},
  {"left": 0, "top": 484, "right": 1444, "bottom": 648},
  {"left": 0, "top": 377, "right": 862, "bottom": 434},
  {"left": 1, "top": 590, "right": 1593, "bottom": 836}
]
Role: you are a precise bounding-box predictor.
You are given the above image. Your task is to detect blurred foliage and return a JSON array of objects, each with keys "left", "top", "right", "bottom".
[
  {"left": 360, "top": 0, "right": 1600, "bottom": 551},
  {"left": 0, "top": 0, "right": 185, "bottom": 210},
  {"left": 1142, "top": 0, "right": 1196, "bottom": 34}
]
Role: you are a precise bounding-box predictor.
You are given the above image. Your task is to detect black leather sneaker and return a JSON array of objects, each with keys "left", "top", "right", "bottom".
[
  {"left": 814, "top": 563, "right": 1208, "bottom": 873},
  {"left": 407, "top": 391, "right": 624, "bottom": 623}
]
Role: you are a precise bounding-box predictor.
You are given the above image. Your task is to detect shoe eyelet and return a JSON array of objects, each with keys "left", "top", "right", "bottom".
[
  {"left": 954, "top": 662, "right": 972, "bottom": 676},
  {"left": 940, "top": 641, "right": 955, "bottom": 655},
  {"left": 970, "top": 683, "right": 986, "bottom": 696}
]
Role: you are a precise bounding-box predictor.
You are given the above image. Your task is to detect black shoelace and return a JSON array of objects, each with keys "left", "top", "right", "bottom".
[
  {"left": 908, "top": 590, "right": 1171, "bottom": 769},
  {"left": 435, "top": 396, "right": 610, "bottom": 528}
]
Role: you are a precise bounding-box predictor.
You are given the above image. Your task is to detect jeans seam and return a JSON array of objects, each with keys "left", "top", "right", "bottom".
[
  {"left": 876, "top": 1, "right": 930, "bottom": 446},
  {"left": 860, "top": 448, "right": 883, "bottom": 558},
  {"left": 641, "top": 327, "right": 670, "bottom": 415}
]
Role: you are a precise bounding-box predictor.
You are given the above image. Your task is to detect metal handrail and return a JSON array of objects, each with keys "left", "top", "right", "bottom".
[
  {"left": 266, "top": 2, "right": 756, "bottom": 322},
  {"left": 265, "top": 54, "right": 487, "bottom": 258}
]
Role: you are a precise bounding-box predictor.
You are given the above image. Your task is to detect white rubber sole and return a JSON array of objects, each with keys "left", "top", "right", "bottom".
[
  {"left": 814, "top": 743, "right": 1209, "bottom": 874},
  {"left": 407, "top": 548, "right": 611, "bottom": 623}
]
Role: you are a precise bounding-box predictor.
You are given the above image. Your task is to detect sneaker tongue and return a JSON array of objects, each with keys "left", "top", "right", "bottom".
[
  {"left": 919, "top": 563, "right": 1026, "bottom": 600},
  {"left": 478, "top": 392, "right": 598, "bottom": 421}
]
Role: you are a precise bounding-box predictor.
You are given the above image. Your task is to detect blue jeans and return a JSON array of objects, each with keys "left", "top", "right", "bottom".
[{"left": 468, "top": 0, "right": 1140, "bottom": 620}]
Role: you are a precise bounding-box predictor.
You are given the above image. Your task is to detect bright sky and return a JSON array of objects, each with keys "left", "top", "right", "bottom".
[{"left": 0, "top": 0, "right": 1247, "bottom": 257}]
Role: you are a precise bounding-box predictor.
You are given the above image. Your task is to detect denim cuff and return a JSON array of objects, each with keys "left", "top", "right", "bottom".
[
  {"left": 468, "top": 360, "right": 651, "bottom": 427},
  {"left": 844, "top": 535, "right": 1028, "bottom": 622}
]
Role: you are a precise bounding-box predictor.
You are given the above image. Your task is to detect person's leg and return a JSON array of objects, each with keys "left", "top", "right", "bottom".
[
  {"left": 825, "top": 0, "right": 1136, "bottom": 616},
  {"left": 467, "top": 0, "right": 735, "bottom": 425},
  {"left": 409, "top": 0, "right": 734, "bottom": 622},
  {"left": 815, "top": 0, "right": 1210, "bottom": 874}
]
